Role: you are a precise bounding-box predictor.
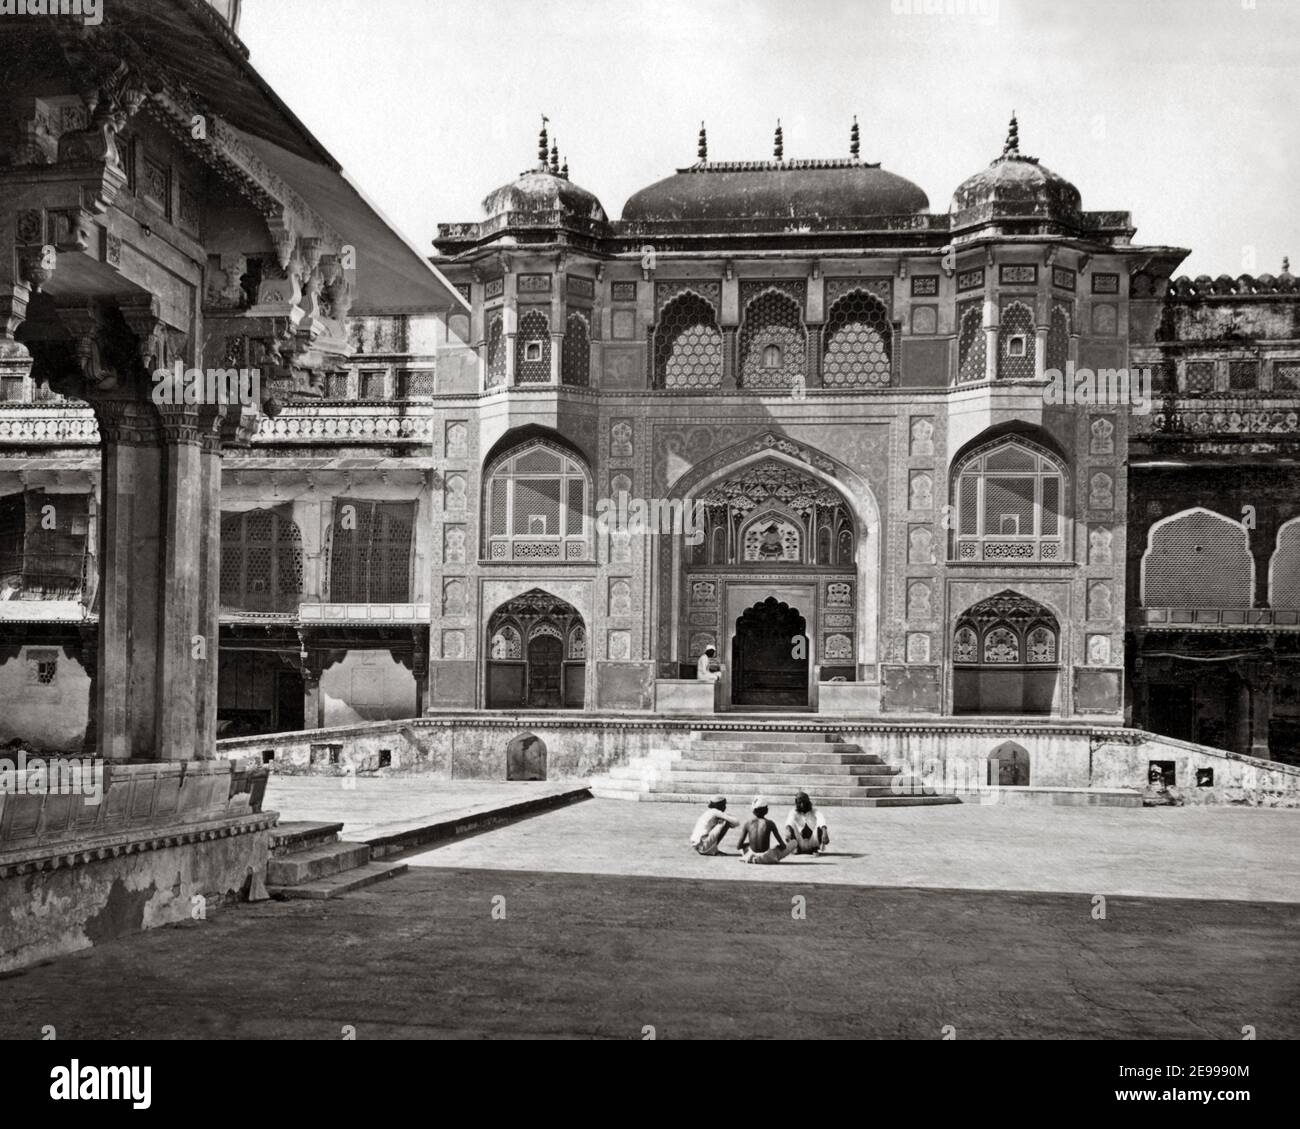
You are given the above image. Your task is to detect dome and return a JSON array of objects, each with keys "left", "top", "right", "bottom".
[
  {"left": 622, "top": 159, "right": 930, "bottom": 223},
  {"left": 481, "top": 169, "right": 607, "bottom": 225},
  {"left": 951, "top": 116, "right": 1081, "bottom": 227}
]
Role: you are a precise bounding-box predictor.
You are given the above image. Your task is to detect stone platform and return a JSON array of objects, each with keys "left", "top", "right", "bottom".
[{"left": 217, "top": 713, "right": 1300, "bottom": 808}]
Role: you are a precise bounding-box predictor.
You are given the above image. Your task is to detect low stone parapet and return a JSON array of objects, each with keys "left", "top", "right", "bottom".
[{"left": 653, "top": 679, "right": 719, "bottom": 714}]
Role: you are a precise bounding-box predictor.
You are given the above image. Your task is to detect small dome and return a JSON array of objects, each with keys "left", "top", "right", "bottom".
[
  {"left": 951, "top": 115, "right": 1081, "bottom": 228},
  {"left": 482, "top": 169, "right": 607, "bottom": 225},
  {"left": 622, "top": 159, "right": 929, "bottom": 224}
]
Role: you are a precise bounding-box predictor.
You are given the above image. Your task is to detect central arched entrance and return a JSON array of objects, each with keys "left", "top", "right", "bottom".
[
  {"left": 486, "top": 589, "right": 586, "bottom": 710},
  {"left": 732, "top": 597, "right": 809, "bottom": 709}
]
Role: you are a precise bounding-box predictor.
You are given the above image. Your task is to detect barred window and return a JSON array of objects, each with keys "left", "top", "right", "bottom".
[
  {"left": 823, "top": 290, "right": 891, "bottom": 388},
  {"left": 328, "top": 500, "right": 415, "bottom": 603},
  {"left": 654, "top": 293, "right": 722, "bottom": 390},
  {"left": 1228, "top": 360, "right": 1259, "bottom": 392},
  {"left": 516, "top": 309, "right": 551, "bottom": 384},
  {"left": 0, "top": 492, "right": 90, "bottom": 600},
  {"left": 957, "top": 301, "right": 985, "bottom": 384},
  {"left": 0, "top": 375, "right": 25, "bottom": 402},
  {"left": 1184, "top": 361, "right": 1215, "bottom": 395},
  {"left": 739, "top": 289, "right": 806, "bottom": 390},
  {"left": 998, "top": 301, "right": 1036, "bottom": 380},
  {"left": 360, "top": 370, "right": 387, "bottom": 399},
  {"left": 486, "top": 311, "right": 507, "bottom": 389},
  {"left": 1140, "top": 507, "right": 1253, "bottom": 608},
  {"left": 952, "top": 438, "right": 1067, "bottom": 562},
  {"left": 1275, "top": 363, "right": 1300, "bottom": 393},
  {"left": 1047, "top": 304, "right": 1071, "bottom": 375},
  {"left": 324, "top": 371, "right": 351, "bottom": 400},
  {"left": 397, "top": 368, "right": 436, "bottom": 398},
  {"left": 219, "top": 509, "right": 304, "bottom": 613},
  {"left": 561, "top": 312, "right": 590, "bottom": 387},
  {"left": 483, "top": 442, "right": 590, "bottom": 562}
]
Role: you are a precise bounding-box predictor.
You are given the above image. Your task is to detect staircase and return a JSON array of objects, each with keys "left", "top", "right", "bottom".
[
  {"left": 592, "top": 729, "right": 961, "bottom": 807},
  {"left": 267, "top": 822, "right": 409, "bottom": 899}
]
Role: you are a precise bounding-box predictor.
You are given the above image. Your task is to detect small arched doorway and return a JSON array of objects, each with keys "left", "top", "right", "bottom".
[
  {"left": 987, "top": 741, "right": 1030, "bottom": 786},
  {"left": 732, "top": 596, "right": 808, "bottom": 709},
  {"left": 486, "top": 589, "right": 585, "bottom": 709},
  {"left": 953, "top": 590, "right": 1061, "bottom": 715}
]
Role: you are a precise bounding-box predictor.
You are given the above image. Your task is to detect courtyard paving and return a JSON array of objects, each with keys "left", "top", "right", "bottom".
[
  {"left": 403, "top": 798, "right": 1300, "bottom": 904},
  {"left": 0, "top": 798, "right": 1295, "bottom": 1039}
]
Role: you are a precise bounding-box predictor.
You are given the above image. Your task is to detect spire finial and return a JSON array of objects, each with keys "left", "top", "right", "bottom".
[
  {"left": 774, "top": 117, "right": 784, "bottom": 161},
  {"left": 850, "top": 115, "right": 860, "bottom": 160},
  {"left": 1003, "top": 111, "right": 1020, "bottom": 157},
  {"left": 538, "top": 115, "right": 549, "bottom": 164},
  {"left": 549, "top": 142, "right": 560, "bottom": 175},
  {"left": 697, "top": 120, "right": 708, "bottom": 162},
  {"left": 1284, "top": 255, "right": 1291, "bottom": 274},
  {"left": 561, "top": 156, "right": 569, "bottom": 180}
]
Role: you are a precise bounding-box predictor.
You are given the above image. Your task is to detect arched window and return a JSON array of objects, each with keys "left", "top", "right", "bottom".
[
  {"left": 1270, "top": 518, "right": 1300, "bottom": 609},
  {"left": 484, "top": 441, "right": 591, "bottom": 562},
  {"left": 515, "top": 309, "right": 550, "bottom": 384},
  {"left": 485, "top": 310, "right": 506, "bottom": 389},
  {"left": 823, "top": 290, "right": 892, "bottom": 388},
  {"left": 1141, "top": 507, "right": 1253, "bottom": 608},
  {"left": 220, "top": 508, "right": 303, "bottom": 613},
  {"left": 654, "top": 292, "right": 722, "bottom": 389},
  {"left": 739, "top": 289, "right": 806, "bottom": 390},
  {"left": 952, "top": 437, "right": 1067, "bottom": 562},
  {"left": 957, "top": 300, "right": 985, "bottom": 384},
  {"left": 561, "top": 312, "right": 590, "bottom": 387}
]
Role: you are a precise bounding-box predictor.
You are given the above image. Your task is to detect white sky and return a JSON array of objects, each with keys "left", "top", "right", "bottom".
[{"left": 240, "top": 0, "right": 1300, "bottom": 278}]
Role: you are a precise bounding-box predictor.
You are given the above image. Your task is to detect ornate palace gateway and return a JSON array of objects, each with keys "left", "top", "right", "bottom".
[{"left": 2, "top": 58, "right": 1298, "bottom": 764}]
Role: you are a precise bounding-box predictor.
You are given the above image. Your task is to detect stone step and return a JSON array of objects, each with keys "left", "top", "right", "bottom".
[
  {"left": 269, "top": 821, "right": 345, "bottom": 857},
  {"left": 694, "top": 731, "right": 844, "bottom": 744},
  {"left": 648, "top": 777, "right": 915, "bottom": 797},
  {"left": 629, "top": 792, "right": 962, "bottom": 808},
  {"left": 675, "top": 760, "right": 899, "bottom": 777},
  {"left": 266, "top": 841, "right": 371, "bottom": 886},
  {"left": 687, "top": 740, "right": 871, "bottom": 755},
  {"left": 268, "top": 860, "right": 409, "bottom": 900}
]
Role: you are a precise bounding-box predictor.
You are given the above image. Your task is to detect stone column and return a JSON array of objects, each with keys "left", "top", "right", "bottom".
[
  {"left": 721, "top": 327, "right": 737, "bottom": 390},
  {"left": 412, "top": 626, "right": 430, "bottom": 716},
  {"left": 806, "top": 324, "right": 824, "bottom": 388},
  {"left": 550, "top": 331, "right": 564, "bottom": 384},
  {"left": 983, "top": 300, "right": 999, "bottom": 384},
  {"left": 1034, "top": 326, "right": 1049, "bottom": 380}
]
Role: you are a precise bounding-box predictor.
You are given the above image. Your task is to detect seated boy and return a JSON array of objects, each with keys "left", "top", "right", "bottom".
[
  {"left": 736, "top": 795, "right": 794, "bottom": 864},
  {"left": 688, "top": 794, "right": 740, "bottom": 855},
  {"left": 784, "top": 791, "right": 830, "bottom": 854}
]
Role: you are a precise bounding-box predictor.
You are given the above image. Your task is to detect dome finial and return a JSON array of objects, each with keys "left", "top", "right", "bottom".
[
  {"left": 697, "top": 121, "right": 708, "bottom": 162},
  {"left": 774, "top": 118, "right": 784, "bottom": 161},
  {"left": 850, "top": 115, "right": 860, "bottom": 160},
  {"left": 1003, "top": 111, "right": 1020, "bottom": 157},
  {"left": 561, "top": 156, "right": 569, "bottom": 180},
  {"left": 550, "top": 142, "right": 560, "bottom": 175},
  {"left": 1284, "top": 255, "right": 1292, "bottom": 274},
  {"left": 538, "top": 115, "right": 549, "bottom": 165}
]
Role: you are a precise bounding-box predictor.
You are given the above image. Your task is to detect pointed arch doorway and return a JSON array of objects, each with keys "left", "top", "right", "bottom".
[{"left": 731, "top": 596, "right": 809, "bottom": 709}]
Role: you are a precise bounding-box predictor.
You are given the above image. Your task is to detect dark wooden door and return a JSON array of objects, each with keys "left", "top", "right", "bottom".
[{"left": 527, "top": 635, "right": 563, "bottom": 708}]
